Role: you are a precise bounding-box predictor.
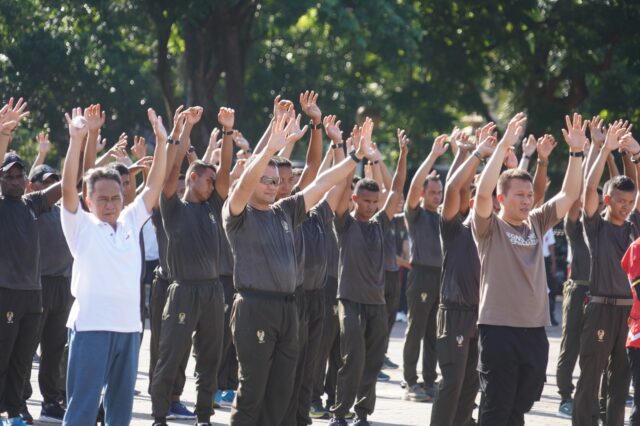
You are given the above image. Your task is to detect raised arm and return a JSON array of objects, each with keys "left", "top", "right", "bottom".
[
  {"left": 380, "top": 129, "right": 409, "bottom": 220},
  {"left": 584, "top": 120, "right": 627, "bottom": 217},
  {"left": 141, "top": 109, "right": 168, "bottom": 211},
  {"left": 254, "top": 95, "right": 292, "bottom": 154},
  {"left": 29, "top": 132, "right": 51, "bottom": 175},
  {"left": 518, "top": 135, "right": 537, "bottom": 171},
  {"left": 475, "top": 112, "right": 527, "bottom": 218},
  {"left": 406, "top": 134, "right": 448, "bottom": 210},
  {"left": 215, "top": 107, "right": 235, "bottom": 199},
  {"left": 533, "top": 134, "right": 556, "bottom": 207},
  {"left": 202, "top": 127, "right": 220, "bottom": 164},
  {"left": 324, "top": 134, "right": 347, "bottom": 212},
  {"left": 0, "top": 97, "right": 29, "bottom": 161},
  {"left": 296, "top": 90, "right": 323, "bottom": 190},
  {"left": 83, "top": 104, "right": 106, "bottom": 172},
  {"left": 447, "top": 129, "right": 472, "bottom": 179},
  {"left": 550, "top": 113, "right": 587, "bottom": 218},
  {"left": 62, "top": 108, "right": 89, "bottom": 213},
  {"left": 620, "top": 133, "right": 640, "bottom": 212},
  {"left": 442, "top": 123, "right": 497, "bottom": 221},
  {"left": 162, "top": 107, "right": 202, "bottom": 198}
]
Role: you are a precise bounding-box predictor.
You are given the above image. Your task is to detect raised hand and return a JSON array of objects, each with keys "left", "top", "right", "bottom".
[
  {"left": 621, "top": 133, "right": 640, "bottom": 156},
  {"left": 0, "top": 97, "right": 29, "bottom": 134},
  {"left": 85, "top": 104, "right": 106, "bottom": 132},
  {"left": 209, "top": 128, "right": 221, "bottom": 149},
  {"left": 129, "top": 155, "right": 153, "bottom": 175},
  {"left": 218, "top": 107, "right": 235, "bottom": 130},
  {"left": 131, "top": 136, "right": 147, "bottom": 160},
  {"left": 183, "top": 106, "right": 203, "bottom": 126},
  {"left": 430, "top": 134, "right": 449, "bottom": 157},
  {"left": 323, "top": 115, "right": 343, "bottom": 143},
  {"left": 285, "top": 113, "right": 309, "bottom": 144},
  {"left": 536, "top": 134, "right": 557, "bottom": 160},
  {"left": 110, "top": 145, "right": 132, "bottom": 167},
  {"left": 170, "top": 105, "right": 186, "bottom": 139},
  {"left": 300, "top": 90, "right": 321, "bottom": 122},
  {"left": 603, "top": 120, "right": 628, "bottom": 152},
  {"left": 504, "top": 147, "right": 518, "bottom": 169},
  {"left": 96, "top": 134, "right": 107, "bottom": 152},
  {"left": 476, "top": 133, "right": 497, "bottom": 158},
  {"left": 589, "top": 116, "right": 605, "bottom": 146},
  {"left": 355, "top": 117, "right": 374, "bottom": 158},
  {"left": 561, "top": 113, "right": 588, "bottom": 152},
  {"left": 273, "top": 95, "right": 294, "bottom": 120},
  {"left": 64, "top": 107, "right": 88, "bottom": 141},
  {"left": 501, "top": 112, "right": 527, "bottom": 147},
  {"left": 37, "top": 132, "right": 51, "bottom": 155},
  {"left": 230, "top": 158, "right": 246, "bottom": 181},
  {"left": 232, "top": 130, "right": 251, "bottom": 151},
  {"left": 187, "top": 146, "right": 198, "bottom": 163},
  {"left": 397, "top": 129, "right": 410, "bottom": 155},
  {"left": 522, "top": 134, "right": 537, "bottom": 157},
  {"left": 368, "top": 142, "right": 383, "bottom": 162},
  {"left": 147, "top": 108, "right": 168, "bottom": 142},
  {"left": 267, "top": 112, "right": 299, "bottom": 152}
]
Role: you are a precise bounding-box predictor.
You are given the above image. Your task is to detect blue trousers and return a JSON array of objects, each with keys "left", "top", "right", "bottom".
[{"left": 63, "top": 330, "right": 140, "bottom": 426}]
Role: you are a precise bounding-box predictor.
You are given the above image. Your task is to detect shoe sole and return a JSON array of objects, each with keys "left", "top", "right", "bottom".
[
  {"left": 556, "top": 411, "right": 572, "bottom": 419},
  {"left": 39, "top": 415, "right": 63, "bottom": 424},
  {"left": 166, "top": 413, "right": 196, "bottom": 420},
  {"left": 403, "top": 394, "right": 433, "bottom": 403},
  {"left": 309, "top": 412, "right": 330, "bottom": 419}
]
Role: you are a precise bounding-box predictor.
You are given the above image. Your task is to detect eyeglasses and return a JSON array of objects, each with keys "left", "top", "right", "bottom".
[{"left": 260, "top": 176, "right": 282, "bottom": 186}]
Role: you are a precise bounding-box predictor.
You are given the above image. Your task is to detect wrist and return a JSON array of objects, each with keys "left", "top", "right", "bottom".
[{"left": 537, "top": 158, "right": 548, "bottom": 166}]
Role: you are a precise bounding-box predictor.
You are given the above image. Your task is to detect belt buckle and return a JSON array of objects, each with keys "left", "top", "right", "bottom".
[{"left": 604, "top": 297, "right": 615, "bottom": 305}]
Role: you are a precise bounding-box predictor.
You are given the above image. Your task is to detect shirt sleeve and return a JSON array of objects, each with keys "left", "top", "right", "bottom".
[
  {"left": 529, "top": 200, "right": 561, "bottom": 234},
  {"left": 122, "top": 195, "right": 152, "bottom": 233},
  {"left": 312, "top": 200, "right": 335, "bottom": 228},
  {"left": 404, "top": 203, "right": 419, "bottom": 224},
  {"left": 222, "top": 198, "right": 246, "bottom": 235},
  {"left": 334, "top": 211, "right": 354, "bottom": 235},
  {"left": 159, "top": 192, "right": 181, "bottom": 225},
  {"left": 276, "top": 193, "right": 307, "bottom": 229},
  {"left": 374, "top": 210, "right": 392, "bottom": 233},
  {"left": 24, "top": 191, "right": 50, "bottom": 217},
  {"left": 470, "top": 208, "right": 494, "bottom": 241},
  {"left": 60, "top": 204, "right": 91, "bottom": 255},
  {"left": 440, "top": 213, "right": 463, "bottom": 243},
  {"left": 582, "top": 208, "right": 603, "bottom": 245}
]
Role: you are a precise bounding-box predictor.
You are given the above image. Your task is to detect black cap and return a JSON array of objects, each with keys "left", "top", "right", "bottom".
[
  {"left": 29, "top": 164, "right": 60, "bottom": 183},
  {"left": 1, "top": 152, "right": 26, "bottom": 173}
]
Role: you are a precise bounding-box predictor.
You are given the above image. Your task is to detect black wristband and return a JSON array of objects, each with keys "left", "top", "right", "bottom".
[
  {"left": 310, "top": 121, "right": 323, "bottom": 130},
  {"left": 621, "top": 150, "right": 628, "bottom": 156},
  {"left": 569, "top": 151, "right": 584, "bottom": 158},
  {"left": 524, "top": 154, "right": 531, "bottom": 160},
  {"left": 331, "top": 143, "right": 344, "bottom": 150},
  {"left": 349, "top": 150, "right": 361, "bottom": 163},
  {"left": 168, "top": 138, "right": 179, "bottom": 145},
  {"left": 472, "top": 150, "right": 483, "bottom": 161},
  {"left": 224, "top": 129, "right": 234, "bottom": 136}
]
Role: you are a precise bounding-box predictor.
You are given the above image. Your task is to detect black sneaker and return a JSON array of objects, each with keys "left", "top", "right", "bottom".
[
  {"left": 20, "top": 404, "right": 34, "bottom": 425},
  {"left": 353, "top": 416, "right": 371, "bottom": 426},
  {"left": 382, "top": 356, "right": 399, "bottom": 370},
  {"left": 40, "top": 402, "right": 65, "bottom": 423}
]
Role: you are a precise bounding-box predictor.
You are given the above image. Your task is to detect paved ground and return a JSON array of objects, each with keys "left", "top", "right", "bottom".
[{"left": 24, "top": 302, "right": 633, "bottom": 425}]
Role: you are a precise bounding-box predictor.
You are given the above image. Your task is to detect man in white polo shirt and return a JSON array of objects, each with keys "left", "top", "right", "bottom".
[{"left": 59, "top": 106, "right": 167, "bottom": 426}]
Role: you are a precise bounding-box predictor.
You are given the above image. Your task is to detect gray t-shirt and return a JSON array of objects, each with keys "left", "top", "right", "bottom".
[
  {"left": 223, "top": 193, "right": 307, "bottom": 293},
  {"left": 326, "top": 225, "right": 339, "bottom": 279},
  {"left": 583, "top": 211, "right": 640, "bottom": 297},
  {"left": 219, "top": 228, "right": 234, "bottom": 277},
  {"left": 334, "top": 210, "right": 391, "bottom": 305},
  {"left": 565, "top": 217, "right": 590, "bottom": 282},
  {"left": 0, "top": 192, "right": 50, "bottom": 290},
  {"left": 302, "top": 201, "right": 335, "bottom": 291},
  {"left": 39, "top": 204, "right": 73, "bottom": 278},
  {"left": 151, "top": 208, "right": 169, "bottom": 278},
  {"left": 383, "top": 215, "right": 406, "bottom": 272},
  {"left": 160, "top": 191, "right": 224, "bottom": 282},
  {"left": 440, "top": 214, "right": 479, "bottom": 307},
  {"left": 294, "top": 226, "right": 305, "bottom": 288},
  {"left": 405, "top": 204, "right": 442, "bottom": 267}
]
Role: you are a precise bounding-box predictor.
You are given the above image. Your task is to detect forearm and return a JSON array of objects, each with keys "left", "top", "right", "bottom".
[
  {"left": 609, "top": 152, "right": 621, "bottom": 179},
  {"left": 253, "top": 120, "right": 273, "bottom": 155},
  {"left": 477, "top": 143, "right": 508, "bottom": 198},
  {"left": 0, "top": 134, "right": 10, "bottom": 160},
  {"left": 584, "top": 149, "right": 609, "bottom": 216},
  {"left": 371, "top": 162, "right": 385, "bottom": 191},
  {"left": 62, "top": 138, "right": 84, "bottom": 211},
  {"left": 533, "top": 161, "right": 547, "bottom": 206},
  {"left": 317, "top": 148, "right": 333, "bottom": 175},
  {"left": 560, "top": 155, "right": 583, "bottom": 202},
  {"left": 277, "top": 141, "right": 295, "bottom": 159},
  {"left": 163, "top": 125, "right": 192, "bottom": 197},
  {"left": 518, "top": 157, "right": 530, "bottom": 171},
  {"left": 447, "top": 149, "right": 468, "bottom": 181},
  {"left": 30, "top": 152, "right": 47, "bottom": 174},
  {"left": 216, "top": 125, "right": 234, "bottom": 199},
  {"left": 296, "top": 126, "right": 323, "bottom": 190},
  {"left": 407, "top": 153, "right": 439, "bottom": 207},
  {"left": 622, "top": 153, "right": 637, "bottom": 187},
  {"left": 391, "top": 151, "right": 407, "bottom": 194},
  {"left": 229, "top": 147, "right": 277, "bottom": 214},
  {"left": 84, "top": 131, "right": 98, "bottom": 172}
]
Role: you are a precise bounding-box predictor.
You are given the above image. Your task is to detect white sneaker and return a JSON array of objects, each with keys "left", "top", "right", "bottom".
[{"left": 396, "top": 312, "right": 408, "bottom": 322}]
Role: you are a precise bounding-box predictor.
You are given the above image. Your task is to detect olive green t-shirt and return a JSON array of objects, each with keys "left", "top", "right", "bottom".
[
  {"left": 471, "top": 201, "right": 560, "bottom": 327},
  {"left": 564, "top": 217, "right": 590, "bottom": 282},
  {"left": 440, "top": 214, "right": 479, "bottom": 307},
  {"left": 302, "top": 201, "right": 334, "bottom": 290},
  {"left": 404, "top": 204, "right": 442, "bottom": 267}
]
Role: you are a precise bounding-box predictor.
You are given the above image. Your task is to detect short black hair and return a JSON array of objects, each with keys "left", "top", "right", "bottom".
[
  {"left": 354, "top": 178, "right": 380, "bottom": 194},
  {"left": 271, "top": 156, "right": 292, "bottom": 169},
  {"left": 85, "top": 167, "right": 122, "bottom": 196},
  {"left": 186, "top": 160, "right": 216, "bottom": 179},
  {"left": 422, "top": 175, "right": 441, "bottom": 189},
  {"left": 606, "top": 175, "right": 636, "bottom": 195}
]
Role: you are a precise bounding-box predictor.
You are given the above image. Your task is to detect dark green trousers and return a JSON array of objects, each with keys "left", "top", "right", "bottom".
[
  {"left": 151, "top": 281, "right": 224, "bottom": 423},
  {"left": 217, "top": 274, "right": 238, "bottom": 391},
  {"left": 148, "top": 273, "right": 189, "bottom": 397},
  {"left": 556, "top": 279, "right": 589, "bottom": 401},
  {"left": 384, "top": 270, "right": 401, "bottom": 352},
  {"left": 230, "top": 290, "right": 298, "bottom": 426},
  {"left": 430, "top": 306, "right": 479, "bottom": 426},
  {"left": 331, "top": 299, "right": 387, "bottom": 419},
  {"left": 573, "top": 302, "right": 631, "bottom": 426},
  {"left": 403, "top": 265, "right": 441, "bottom": 387},
  {"left": 311, "top": 277, "right": 340, "bottom": 407}
]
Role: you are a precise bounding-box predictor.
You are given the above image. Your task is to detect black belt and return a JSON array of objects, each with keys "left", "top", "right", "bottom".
[
  {"left": 589, "top": 296, "right": 633, "bottom": 306},
  {"left": 238, "top": 289, "right": 296, "bottom": 302}
]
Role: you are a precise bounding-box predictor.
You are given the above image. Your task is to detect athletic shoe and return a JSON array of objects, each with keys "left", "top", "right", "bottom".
[
  {"left": 404, "top": 383, "right": 432, "bottom": 402},
  {"left": 344, "top": 411, "right": 355, "bottom": 419},
  {"left": 213, "top": 390, "right": 222, "bottom": 409},
  {"left": 309, "top": 402, "right": 330, "bottom": 419},
  {"left": 151, "top": 423, "right": 168, "bottom": 426},
  {"left": 220, "top": 390, "right": 235, "bottom": 407},
  {"left": 628, "top": 393, "right": 634, "bottom": 405},
  {"left": 395, "top": 312, "right": 408, "bottom": 322},
  {"left": 424, "top": 384, "right": 439, "bottom": 401},
  {"left": 39, "top": 402, "right": 65, "bottom": 423},
  {"left": 377, "top": 371, "right": 390, "bottom": 382},
  {"left": 167, "top": 401, "right": 196, "bottom": 420},
  {"left": 382, "top": 356, "right": 399, "bottom": 370},
  {"left": 558, "top": 399, "right": 572, "bottom": 418},
  {"left": 6, "top": 418, "right": 28, "bottom": 426},
  {"left": 328, "top": 419, "right": 348, "bottom": 426},
  {"left": 195, "top": 423, "right": 212, "bottom": 426},
  {"left": 352, "top": 416, "right": 371, "bottom": 426},
  {"left": 19, "top": 405, "right": 33, "bottom": 425}
]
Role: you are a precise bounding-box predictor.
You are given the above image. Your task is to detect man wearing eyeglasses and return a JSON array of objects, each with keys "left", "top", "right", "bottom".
[{"left": 223, "top": 113, "right": 371, "bottom": 426}]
